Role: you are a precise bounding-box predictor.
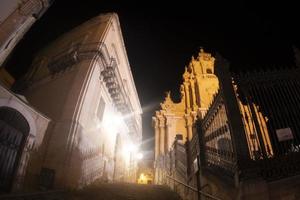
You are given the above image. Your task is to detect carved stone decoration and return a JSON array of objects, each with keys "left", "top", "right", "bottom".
[
  {"left": 153, "top": 48, "right": 220, "bottom": 179},
  {"left": 160, "top": 91, "right": 175, "bottom": 112}
]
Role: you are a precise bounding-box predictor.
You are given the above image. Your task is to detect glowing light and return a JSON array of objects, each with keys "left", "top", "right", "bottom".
[
  {"left": 138, "top": 172, "right": 153, "bottom": 184},
  {"left": 138, "top": 173, "right": 146, "bottom": 184},
  {"left": 122, "top": 143, "right": 143, "bottom": 163},
  {"left": 104, "top": 113, "right": 123, "bottom": 126},
  {"left": 136, "top": 152, "right": 143, "bottom": 160},
  {"left": 102, "top": 112, "right": 123, "bottom": 133},
  {"left": 127, "top": 144, "right": 138, "bottom": 153}
]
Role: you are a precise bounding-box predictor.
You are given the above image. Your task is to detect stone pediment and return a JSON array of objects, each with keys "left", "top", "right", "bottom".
[{"left": 160, "top": 91, "right": 185, "bottom": 114}]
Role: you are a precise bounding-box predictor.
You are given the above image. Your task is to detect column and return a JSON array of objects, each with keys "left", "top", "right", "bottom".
[
  {"left": 195, "top": 77, "right": 202, "bottom": 107},
  {"left": 184, "top": 82, "right": 191, "bottom": 111},
  {"left": 159, "top": 117, "right": 165, "bottom": 155},
  {"left": 165, "top": 117, "right": 170, "bottom": 152},
  {"left": 153, "top": 117, "right": 160, "bottom": 159},
  {"left": 185, "top": 115, "right": 193, "bottom": 141},
  {"left": 190, "top": 79, "right": 197, "bottom": 111}
]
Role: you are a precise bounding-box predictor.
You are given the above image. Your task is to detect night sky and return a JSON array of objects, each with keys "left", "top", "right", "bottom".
[{"left": 4, "top": 0, "right": 300, "bottom": 159}]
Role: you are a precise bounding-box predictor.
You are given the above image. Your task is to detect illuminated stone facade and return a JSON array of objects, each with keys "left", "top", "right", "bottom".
[
  {"left": 0, "top": 0, "right": 51, "bottom": 67},
  {"left": 153, "top": 49, "right": 219, "bottom": 184},
  {"left": 17, "top": 13, "right": 142, "bottom": 188},
  {"left": 154, "top": 50, "right": 300, "bottom": 199},
  {"left": 153, "top": 49, "right": 219, "bottom": 157},
  {"left": 152, "top": 49, "right": 277, "bottom": 186}
]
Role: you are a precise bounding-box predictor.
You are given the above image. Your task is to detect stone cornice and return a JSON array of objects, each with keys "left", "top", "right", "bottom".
[
  {"left": 19, "top": 0, "right": 51, "bottom": 18},
  {"left": 109, "top": 13, "right": 142, "bottom": 115}
]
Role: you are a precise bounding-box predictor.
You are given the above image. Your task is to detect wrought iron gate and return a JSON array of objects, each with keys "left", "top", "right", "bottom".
[
  {"left": 198, "top": 54, "right": 300, "bottom": 183},
  {"left": 0, "top": 107, "right": 29, "bottom": 192}
]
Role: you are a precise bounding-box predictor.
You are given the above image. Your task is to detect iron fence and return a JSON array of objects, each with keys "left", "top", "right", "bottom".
[{"left": 198, "top": 54, "right": 300, "bottom": 182}]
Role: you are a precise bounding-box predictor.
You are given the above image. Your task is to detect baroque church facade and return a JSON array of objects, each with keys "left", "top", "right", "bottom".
[
  {"left": 154, "top": 48, "right": 300, "bottom": 199},
  {"left": 153, "top": 49, "right": 219, "bottom": 181}
]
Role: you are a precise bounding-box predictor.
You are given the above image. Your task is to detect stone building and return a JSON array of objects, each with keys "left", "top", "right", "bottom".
[
  {"left": 0, "top": 0, "right": 52, "bottom": 193},
  {"left": 153, "top": 49, "right": 219, "bottom": 184},
  {"left": 14, "top": 13, "right": 142, "bottom": 189},
  {"left": 153, "top": 49, "right": 300, "bottom": 200},
  {"left": 0, "top": 0, "right": 52, "bottom": 67},
  {"left": 0, "top": 85, "right": 50, "bottom": 192}
]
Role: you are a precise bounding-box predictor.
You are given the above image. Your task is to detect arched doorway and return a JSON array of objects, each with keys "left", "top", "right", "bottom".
[{"left": 0, "top": 106, "right": 29, "bottom": 192}]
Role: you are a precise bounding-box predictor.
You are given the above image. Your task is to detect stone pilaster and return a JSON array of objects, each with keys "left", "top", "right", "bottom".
[
  {"left": 165, "top": 117, "right": 171, "bottom": 152},
  {"left": 195, "top": 77, "right": 202, "bottom": 107},
  {"left": 184, "top": 82, "right": 191, "bottom": 112},
  {"left": 189, "top": 78, "right": 198, "bottom": 111},
  {"left": 158, "top": 117, "right": 165, "bottom": 155},
  {"left": 153, "top": 117, "right": 160, "bottom": 160},
  {"left": 185, "top": 115, "right": 193, "bottom": 141}
]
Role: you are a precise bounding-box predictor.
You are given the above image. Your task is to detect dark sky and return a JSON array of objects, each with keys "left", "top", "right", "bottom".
[{"left": 5, "top": 0, "right": 300, "bottom": 158}]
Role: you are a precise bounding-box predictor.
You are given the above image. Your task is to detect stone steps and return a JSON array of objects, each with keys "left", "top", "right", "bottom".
[
  {"left": 0, "top": 190, "right": 65, "bottom": 200},
  {"left": 66, "top": 183, "right": 182, "bottom": 200},
  {"left": 0, "top": 183, "right": 182, "bottom": 200}
]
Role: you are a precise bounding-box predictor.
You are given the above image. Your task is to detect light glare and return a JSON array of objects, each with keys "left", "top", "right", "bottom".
[{"left": 136, "top": 152, "right": 143, "bottom": 160}]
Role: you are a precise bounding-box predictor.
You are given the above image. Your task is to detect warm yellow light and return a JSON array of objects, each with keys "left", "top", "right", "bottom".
[
  {"left": 138, "top": 172, "right": 153, "bottom": 184},
  {"left": 138, "top": 173, "right": 146, "bottom": 184}
]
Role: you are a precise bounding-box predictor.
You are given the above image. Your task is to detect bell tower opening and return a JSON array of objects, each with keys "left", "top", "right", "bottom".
[{"left": 206, "top": 68, "right": 212, "bottom": 74}]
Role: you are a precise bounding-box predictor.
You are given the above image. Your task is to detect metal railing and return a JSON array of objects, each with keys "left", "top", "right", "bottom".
[{"left": 166, "top": 175, "right": 221, "bottom": 200}]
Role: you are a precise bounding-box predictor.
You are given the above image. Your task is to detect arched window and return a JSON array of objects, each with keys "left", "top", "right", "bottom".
[{"left": 0, "top": 107, "right": 29, "bottom": 192}]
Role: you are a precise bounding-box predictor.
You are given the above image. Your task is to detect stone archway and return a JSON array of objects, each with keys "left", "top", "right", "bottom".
[{"left": 0, "top": 106, "right": 30, "bottom": 192}]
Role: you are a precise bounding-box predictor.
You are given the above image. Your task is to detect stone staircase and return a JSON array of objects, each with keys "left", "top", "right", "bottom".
[
  {"left": 0, "top": 190, "right": 65, "bottom": 200},
  {"left": 66, "top": 183, "right": 182, "bottom": 200},
  {"left": 0, "top": 183, "right": 181, "bottom": 200}
]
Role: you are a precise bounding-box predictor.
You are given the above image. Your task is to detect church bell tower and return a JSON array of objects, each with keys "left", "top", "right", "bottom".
[{"left": 183, "top": 48, "right": 219, "bottom": 117}]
